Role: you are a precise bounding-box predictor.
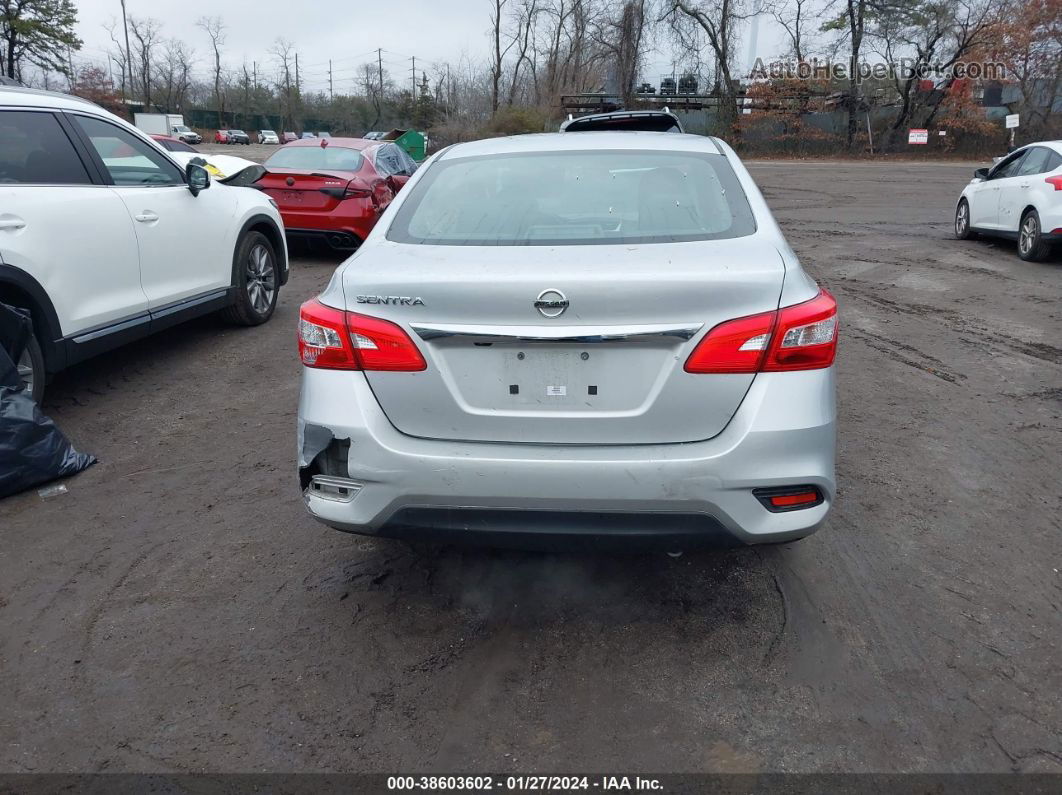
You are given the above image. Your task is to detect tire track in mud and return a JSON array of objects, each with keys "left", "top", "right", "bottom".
[
  {"left": 301, "top": 543, "right": 790, "bottom": 765},
  {"left": 836, "top": 279, "right": 1062, "bottom": 367}
]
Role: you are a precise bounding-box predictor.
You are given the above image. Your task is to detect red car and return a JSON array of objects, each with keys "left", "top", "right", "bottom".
[
  {"left": 214, "top": 129, "right": 230, "bottom": 144},
  {"left": 150, "top": 134, "right": 198, "bottom": 153},
  {"left": 257, "top": 138, "right": 418, "bottom": 250}
]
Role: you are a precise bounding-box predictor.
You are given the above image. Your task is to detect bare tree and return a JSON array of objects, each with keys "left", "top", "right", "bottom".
[
  {"left": 489, "top": 0, "right": 522, "bottom": 113},
  {"left": 103, "top": 18, "right": 128, "bottom": 97},
  {"left": 155, "top": 37, "right": 193, "bottom": 112},
  {"left": 507, "top": 0, "right": 539, "bottom": 105},
  {"left": 663, "top": 0, "right": 747, "bottom": 127},
  {"left": 767, "top": 0, "right": 819, "bottom": 61},
  {"left": 128, "top": 16, "right": 161, "bottom": 108},
  {"left": 820, "top": 0, "right": 868, "bottom": 150},
  {"left": 595, "top": 0, "right": 648, "bottom": 108},
  {"left": 270, "top": 37, "right": 296, "bottom": 130},
  {"left": 872, "top": 0, "right": 1002, "bottom": 149},
  {"left": 197, "top": 16, "right": 226, "bottom": 118}
]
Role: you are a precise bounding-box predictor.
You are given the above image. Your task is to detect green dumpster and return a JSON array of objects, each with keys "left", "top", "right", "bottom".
[{"left": 381, "top": 129, "right": 427, "bottom": 162}]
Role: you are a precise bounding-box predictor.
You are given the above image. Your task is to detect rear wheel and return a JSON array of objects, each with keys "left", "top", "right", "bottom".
[
  {"left": 1018, "top": 210, "right": 1053, "bottom": 262},
  {"left": 954, "top": 199, "right": 976, "bottom": 240},
  {"left": 222, "top": 231, "right": 279, "bottom": 326},
  {"left": 15, "top": 330, "right": 45, "bottom": 404}
]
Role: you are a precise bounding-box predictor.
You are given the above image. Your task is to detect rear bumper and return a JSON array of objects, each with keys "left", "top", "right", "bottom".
[{"left": 297, "top": 368, "right": 836, "bottom": 547}]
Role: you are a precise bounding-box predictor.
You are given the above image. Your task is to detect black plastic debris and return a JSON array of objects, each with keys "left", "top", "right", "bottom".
[{"left": 0, "top": 303, "right": 95, "bottom": 499}]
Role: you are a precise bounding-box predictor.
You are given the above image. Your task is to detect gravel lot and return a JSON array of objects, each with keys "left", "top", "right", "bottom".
[{"left": 1, "top": 159, "right": 1060, "bottom": 774}]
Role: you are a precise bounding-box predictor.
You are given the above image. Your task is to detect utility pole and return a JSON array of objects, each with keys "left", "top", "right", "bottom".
[
  {"left": 377, "top": 48, "right": 384, "bottom": 100},
  {"left": 252, "top": 61, "right": 257, "bottom": 91},
  {"left": 120, "top": 0, "right": 132, "bottom": 100},
  {"left": 410, "top": 56, "right": 416, "bottom": 97},
  {"left": 295, "top": 52, "right": 300, "bottom": 93},
  {"left": 329, "top": 59, "right": 333, "bottom": 99}
]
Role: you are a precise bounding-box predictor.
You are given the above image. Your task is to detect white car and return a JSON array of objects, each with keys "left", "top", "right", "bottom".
[
  {"left": 167, "top": 151, "right": 258, "bottom": 181},
  {"left": 0, "top": 87, "right": 289, "bottom": 402},
  {"left": 955, "top": 141, "right": 1062, "bottom": 261},
  {"left": 258, "top": 130, "right": 279, "bottom": 145}
]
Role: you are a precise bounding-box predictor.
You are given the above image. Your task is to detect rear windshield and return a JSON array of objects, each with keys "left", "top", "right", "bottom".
[
  {"left": 387, "top": 150, "right": 756, "bottom": 246},
  {"left": 265, "top": 146, "right": 364, "bottom": 171}
]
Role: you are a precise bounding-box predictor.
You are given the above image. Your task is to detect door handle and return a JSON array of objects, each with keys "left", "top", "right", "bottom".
[
  {"left": 1019, "top": 182, "right": 1030, "bottom": 188},
  {"left": 0, "top": 216, "right": 26, "bottom": 231},
  {"left": 134, "top": 211, "right": 159, "bottom": 223}
]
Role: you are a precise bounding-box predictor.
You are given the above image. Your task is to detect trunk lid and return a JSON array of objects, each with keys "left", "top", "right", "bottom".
[
  {"left": 258, "top": 168, "right": 360, "bottom": 212},
  {"left": 343, "top": 238, "right": 785, "bottom": 445}
]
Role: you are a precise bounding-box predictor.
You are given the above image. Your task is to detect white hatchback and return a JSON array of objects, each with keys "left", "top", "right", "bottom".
[
  {"left": 0, "top": 87, "right": 289, "bottom": 401},
  {"left": 955, "top": 141, "right": 1062, "bottom": 261}
]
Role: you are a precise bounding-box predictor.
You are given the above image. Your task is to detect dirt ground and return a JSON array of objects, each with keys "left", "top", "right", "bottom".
[{"left": 1, "top": 160, "right": 1059, "bottom": 774}]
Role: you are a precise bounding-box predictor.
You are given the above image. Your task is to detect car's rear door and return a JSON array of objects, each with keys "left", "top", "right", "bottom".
[
  {"left": 974, "top": 150, "right": 1027, "bottom": 230},
  {"left": 998, "top": 146, "right": 1053, "bottom": 232},
  {"left": 0, "top": 108, "right": 145, "bottom": 337},
  {"left": 68, "top": 113, "right": 236, "bottom": 309}
]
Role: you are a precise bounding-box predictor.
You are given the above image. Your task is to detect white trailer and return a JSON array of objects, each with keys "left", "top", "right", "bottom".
[{"left": 133, "top": 113, "right": 201, "bottom": 144}]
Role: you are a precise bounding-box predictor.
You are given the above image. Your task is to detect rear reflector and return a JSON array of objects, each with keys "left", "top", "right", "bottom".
[
  {"left": 685, "top": 289, "right": 838, "bottom": 374},
  {"left": 298, "top": 298, "right": 426, "bottom": 371},
  {"left": 753, "top": 486, "right": 824, "bottom": 512}
]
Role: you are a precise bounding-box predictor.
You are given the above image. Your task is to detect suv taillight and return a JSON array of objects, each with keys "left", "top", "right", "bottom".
[
  {"left": 685, "top": 289, "right": 837, "bottom": 374},
  {"left": 298, "top": 299, "right": 426, "bottom": 371}
]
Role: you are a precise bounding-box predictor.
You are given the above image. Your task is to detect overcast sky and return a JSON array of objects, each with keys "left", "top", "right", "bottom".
[{"left": 73, "top": 0, "right": 789, "bottom": 94}]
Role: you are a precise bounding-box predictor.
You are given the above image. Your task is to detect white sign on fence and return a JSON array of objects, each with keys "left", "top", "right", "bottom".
[
  {"left": 1005, "top": 114, "right": 1020, "bottom": 129},
  {"left": 908, "top": 128, "right": 929, "bottom": 144}
]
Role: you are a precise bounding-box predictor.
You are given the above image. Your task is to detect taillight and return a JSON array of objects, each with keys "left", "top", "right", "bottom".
[
  {"left": 684, "top": 311, "right": 775, "bottom": 373},
  {"left": 763, "top": 289, "right": 838, "bottom": 371},
  {"left": 1045, "top": 175, "right": 1062, "bottom": 191},
  {"left": 298, "top": 299, "right": 426, "bottom": 371},
  {"left": 685, "top": 289, "right": 837, "bottom": 374},
  {"left": 344, "top": 185, "right": 371, "bottom": 199}
]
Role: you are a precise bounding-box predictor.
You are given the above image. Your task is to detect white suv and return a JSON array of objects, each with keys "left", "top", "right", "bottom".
[{"left": 0, "top": 87, "right": 288, "bottom": 401}]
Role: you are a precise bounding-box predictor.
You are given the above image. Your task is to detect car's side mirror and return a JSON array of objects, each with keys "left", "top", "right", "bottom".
[
  {"left": 974, "top": 167, "right": 989, "bottom": 180},
  {"left": 187, "top": 163, "right": 211, "bottom": 196}
]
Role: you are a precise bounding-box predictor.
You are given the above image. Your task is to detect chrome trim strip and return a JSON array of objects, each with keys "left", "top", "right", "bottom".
[{"left": 410, "top": 322, "right": 703, "bottom": 344}]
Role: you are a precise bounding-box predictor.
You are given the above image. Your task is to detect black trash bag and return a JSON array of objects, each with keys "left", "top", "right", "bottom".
[{"left": 0, "top": 303, "right": 96, "bottom": 499}]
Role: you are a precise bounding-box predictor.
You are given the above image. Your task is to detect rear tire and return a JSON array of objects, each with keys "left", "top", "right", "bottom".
[
  {"left": 222, "top": 231, "right": 279, "bottom": 326},
  {"left": 1018, "top": 210, "right": 1052, "bottom": 262},
  {"left": 15, "top": 330, "right": 45, "bottom": 404},
  {"left": 954, "top": 198, "right": 976, "bottom": 240}
]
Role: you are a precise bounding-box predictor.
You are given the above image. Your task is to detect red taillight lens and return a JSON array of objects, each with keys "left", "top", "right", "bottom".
[
  {"left": 684, "top": 310, "right": 775, "bottom": 373},
  {"left": 349, "top": 311, "right": 427, "bottom": 371},
  {"left": 299, "top": 299, "right": 358, "bottom": 370},
  {"left": 298, "top": 299, "right": 426, "bottom": 371},
  {"left": 1045, "top": 175, "right": 1062, "bottom": 191},
  {"left": 763, "top": 289, "right": 838, "bottom": 372},
  {"left": 684, "top": 289, "right": 837, "bottom": 374}
]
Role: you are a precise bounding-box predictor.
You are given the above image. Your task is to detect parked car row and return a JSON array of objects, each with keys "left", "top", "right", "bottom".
[
  {"left": 0, "top": 87, "right": 288, "bottom": 403},
  {"left": 215, "top": 128, "right": 251, "bottom": 145}
]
